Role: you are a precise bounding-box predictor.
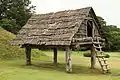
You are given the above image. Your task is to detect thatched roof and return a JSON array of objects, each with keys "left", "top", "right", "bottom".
[{"left": 10, "top": 7, "right": 102, "bottom": 46}]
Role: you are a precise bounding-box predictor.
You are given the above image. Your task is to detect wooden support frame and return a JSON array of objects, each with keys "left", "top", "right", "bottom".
[
  {"left": 91, "top": 46, "right": 96, "bottom": 69},
  {"left": 65, "top": 47, "right": 72, "bottom": 72},
  {"left": 53, "top": 48, "right": 58, "bottom": 65},
  {"left": 25, "top": 46, "right": 31, "bottom": 65}
]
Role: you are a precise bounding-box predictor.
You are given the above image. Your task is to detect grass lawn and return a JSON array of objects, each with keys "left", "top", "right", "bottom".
[{"left": 0, "top": 50, "right": 120, "bottom": 80}]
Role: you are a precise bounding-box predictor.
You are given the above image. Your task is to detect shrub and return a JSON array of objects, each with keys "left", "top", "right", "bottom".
[
  {"left": 79, "top": 47, "right": 88, "bottom": 51},
  {"left": 105, "top": 54, "right": 110, "bottom": 58},
  {"left": 83, "top": 53, "right": 91, "bottom": 57},
  {"left": 0, "top": 18, "right": 19, "bottom": 34},
  {"left": 83, "top": 53, "right": 110, "bottom": 58}
]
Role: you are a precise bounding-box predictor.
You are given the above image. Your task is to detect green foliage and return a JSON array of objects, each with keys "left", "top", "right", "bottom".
[
  {"left": 97, "top": 16, "right": 106, "bottom": 26},
  {"left": 0, "top": 18, "right": 19, "bottom": 33},
  {"left": 0, "top": 0, "right": 35, "bottom": 34},
  {"left": 83, "top": 52, "right": 91, "bottom": 57},
  {"left": 105, "top": 54, "right": 110, "bottom": 58},
  {"left": 107, "top": 27, "right": 120, "bottom": 51},
  {"left": 83, "top": 53, "right": 110, "bottom": 58},
  {"left": 97, "top": 16, "right": 120, "bottom": 51},
  {"left": 79, "top": 47, "right": 88, "bottom": 51}
]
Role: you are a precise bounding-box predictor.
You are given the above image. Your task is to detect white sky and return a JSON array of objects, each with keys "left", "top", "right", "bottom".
[{"left": 31, "top": 0, "right": 120, "bottom": 28}]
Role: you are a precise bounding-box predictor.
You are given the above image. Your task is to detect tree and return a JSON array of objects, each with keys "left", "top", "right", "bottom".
[
  {"left": 97, "top": 16, "right": 106, "bottom": 26},
  {"left": 97, "top": 16, "right": 120, "bottom": 51},
  {"left": 106, "top": 25, "right": 120, "bottom": 51},
  {"left": 0, "top": 0, "right": 35, "bottom": 34}
]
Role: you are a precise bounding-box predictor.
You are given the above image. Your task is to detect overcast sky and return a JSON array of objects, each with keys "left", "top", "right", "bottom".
[{"left": 31, "top": 0, "right": 120, "bottom": 28}]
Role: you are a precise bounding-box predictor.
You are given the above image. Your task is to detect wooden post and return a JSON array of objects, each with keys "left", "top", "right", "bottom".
[
  {"left": 25, "top": 46, "right": 31, "bottom": 65},
  {"left": 91, "top": 46, "right": 96, "bottom": 69},
  {"left": 53, "top": 48, "right": 57, "bottom": 65},
  {"left": 65, "top": 47, "right": 72, "bottom": 72}
]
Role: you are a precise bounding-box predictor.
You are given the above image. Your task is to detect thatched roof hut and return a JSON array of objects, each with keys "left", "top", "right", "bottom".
[
  {"left": 10, "top": 7, "right": 104, "bottom": 47},
  {"left": 10, "top": 7, "right": 107, "bottom": 73}
]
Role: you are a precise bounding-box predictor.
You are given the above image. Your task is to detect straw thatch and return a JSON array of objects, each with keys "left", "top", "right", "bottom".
[{"left": 10, "top": 7, "right": 103, "bottom": 47}]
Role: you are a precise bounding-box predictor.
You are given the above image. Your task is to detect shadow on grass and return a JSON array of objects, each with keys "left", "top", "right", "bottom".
[{"left": 15, "top": 61, "right": 103, "bottom": 75}]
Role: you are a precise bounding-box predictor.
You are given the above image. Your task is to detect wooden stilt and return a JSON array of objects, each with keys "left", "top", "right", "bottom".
[
  {"left": 53, "top": 48, "right": 57, "bottom": 65},
  {"left": 91, "top": 46, "right": 96, "bottom": 69},
  {"left": 25, "top": 46, "right": 31, "bottom": 65},
  {"left": 65, "top": 47, "right": 72, "bottom": 72}
]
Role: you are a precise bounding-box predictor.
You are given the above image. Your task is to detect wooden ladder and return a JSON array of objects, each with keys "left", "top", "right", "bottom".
[{"left": 92, "top": 37, "right": 110, "bottom": 73}]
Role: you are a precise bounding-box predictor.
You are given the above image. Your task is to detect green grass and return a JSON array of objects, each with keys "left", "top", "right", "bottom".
[
  {"left": 0, "top": 28, "right": 25, "bottom": 59},
  {"left": 0, "top": 51, "right": 120, "bottom": 80}
]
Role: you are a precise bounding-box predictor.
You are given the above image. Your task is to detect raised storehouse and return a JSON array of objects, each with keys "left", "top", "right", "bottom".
[{"left": 10, "top": 7, "right": 110, "bottom": 73}]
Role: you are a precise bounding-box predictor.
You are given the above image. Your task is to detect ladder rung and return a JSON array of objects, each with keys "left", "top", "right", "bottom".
[
  {"left": 107, "top": 68, "right": 110, "bottom": 71},
  {"left": 103, "top": 70, "right": 110, "bottom": 74},
  {"left": 93, "top": 42, "right": 101, "bottom": 44},
  {"left": 103, "top": 68, "right": 109, "bottom": 71},
  {"left": 94, "top": 46, "right": 102, "bottom": 49},
  {"left": 95, "top": 50, "right": 104, "bottom": 53},
  {"left": 100, "top": 59, "right": 107, "bottom": 62},
  {"left": 101, "top": 64, "right": 108, "bottom": 66},
  {"left": 95, "top": 49, "right": 104, "bottom": 53},
  {"left": 103, "top": 67, "right": 110, "bottom": 70}
]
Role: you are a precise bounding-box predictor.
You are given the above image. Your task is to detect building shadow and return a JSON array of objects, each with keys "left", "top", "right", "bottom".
[{"left": 16, "top": 61, "right": 104, "bottom": 75}]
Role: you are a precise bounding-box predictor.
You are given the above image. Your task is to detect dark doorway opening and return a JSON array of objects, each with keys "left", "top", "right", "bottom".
[{"left": 87, "top": 21, "right": 93, "bottom": 37}]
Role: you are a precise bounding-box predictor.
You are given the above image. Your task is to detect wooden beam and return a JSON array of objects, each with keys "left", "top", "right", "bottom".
[
  {"left": 22, "top": 44, "right": 68, "bottom": 49},
  {"left": 91, "top": 46, "right": 96, "bottom": 69},
  {"left": 53, "top": 48, "right": 57, "bottom": 65},
  {"left": 92, "top": 21, "right": 95, "bottom": 38},
  {"left": 65, "top": 47, "right": 72, "bottom": 72},
  {"left": 25, "top": 46, "right": 31, "bottom": 65}
]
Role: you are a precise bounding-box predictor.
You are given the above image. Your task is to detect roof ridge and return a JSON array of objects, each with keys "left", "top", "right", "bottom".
[{"left": 33, "top": 7, "right": 92, "bottom": 16}]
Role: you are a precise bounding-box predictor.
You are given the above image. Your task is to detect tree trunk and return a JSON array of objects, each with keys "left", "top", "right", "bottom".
[
  {"left": 65, "top": 47, "right": 72, "bottom": 72},
  {"left": 91, "top": 46, "right": 96, "bottom": 69},
  {"left": 25, "top": 46, "right": 31, "bottom": 65},
  {"left": 53, "top": 48, "right": 57, "bottom": 65}
]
